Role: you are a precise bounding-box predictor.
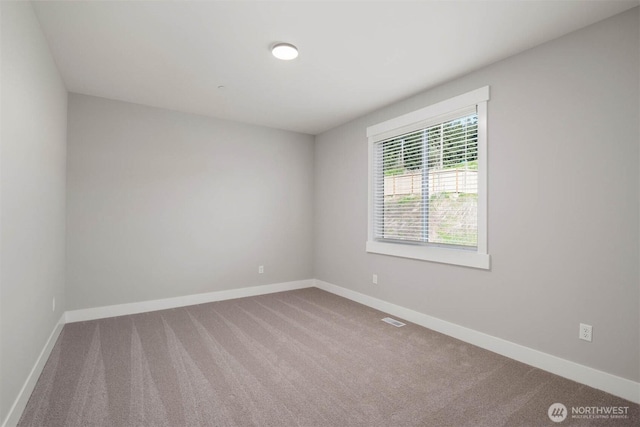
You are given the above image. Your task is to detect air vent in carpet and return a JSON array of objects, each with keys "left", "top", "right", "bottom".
[{"left": 381, "top": 317, "right": 406, "bottom": 327}]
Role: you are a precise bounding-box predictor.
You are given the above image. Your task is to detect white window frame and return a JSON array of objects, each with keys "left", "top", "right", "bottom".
[{"left": 366, "top": 86, "right": 490, "bottom": 269}]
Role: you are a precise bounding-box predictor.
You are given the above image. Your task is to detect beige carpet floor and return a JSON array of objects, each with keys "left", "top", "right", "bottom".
[{"left": 18, "top": 288, "right": 639, "bottom": 426}]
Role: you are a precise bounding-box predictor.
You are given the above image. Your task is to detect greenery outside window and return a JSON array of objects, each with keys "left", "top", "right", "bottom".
[{"left": 366, "top": 87, "right": 490, "bottom": 269}]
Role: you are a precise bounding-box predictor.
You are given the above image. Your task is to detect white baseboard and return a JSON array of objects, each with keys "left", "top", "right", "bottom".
[
  {"left": 314, "top": 279, "right": 640, "bottom": 404},
  {"left": 6, "top": 278, "right": 636, "bottom": 427},
  {"left": 65, "top": 279, "right": 315, "bottom": 323},
  {"left": 2, "top": 314, "right": 65, "bottom": 427},
  {"left": 5, "top": 280, "right": 314, "bottom": 426}
]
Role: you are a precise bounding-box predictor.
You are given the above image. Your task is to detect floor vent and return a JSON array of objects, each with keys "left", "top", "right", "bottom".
[{"left": 382, "top": 317, "right": 406, "bottom": 327}]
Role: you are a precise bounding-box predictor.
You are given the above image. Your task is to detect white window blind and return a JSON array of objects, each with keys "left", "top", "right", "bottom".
[
  {"left": 367, "top": 86, "right": 489, "bottom": 269},
  {"left": 372, "top": 107, "right": 479, "bottom": 248}
]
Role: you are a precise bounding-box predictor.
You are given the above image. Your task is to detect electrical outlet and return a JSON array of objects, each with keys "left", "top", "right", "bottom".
[
  {"left": 52, "top": 297, "right": 56, "bottom": 312},
  {"left": 579, "top": 323, "right": 592, "bottom": 342},
  {"left": 258, "top": 265, "right": 264, "bottom": 274},
  {"left": 372, "top": 274, "right": 378, "bottom": 285}
]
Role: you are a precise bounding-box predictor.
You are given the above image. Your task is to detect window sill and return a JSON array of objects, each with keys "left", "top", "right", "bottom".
[{"left": 366, "top": 240, "right": 490, "bottom": 270}]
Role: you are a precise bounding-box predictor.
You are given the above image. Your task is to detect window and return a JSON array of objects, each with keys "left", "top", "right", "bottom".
[{"left": 366, "top": 87, "right": 490, "bottom": 269}]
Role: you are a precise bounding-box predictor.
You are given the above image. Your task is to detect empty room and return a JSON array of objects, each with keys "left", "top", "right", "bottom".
[{"left": 1, "top": 0, "right": 639, "bottom": 426}]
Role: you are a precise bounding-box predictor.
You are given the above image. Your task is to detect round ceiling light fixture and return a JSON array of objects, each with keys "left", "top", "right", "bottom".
[{"left": 272, "top": 43, "right": 298, "bottom": 60}]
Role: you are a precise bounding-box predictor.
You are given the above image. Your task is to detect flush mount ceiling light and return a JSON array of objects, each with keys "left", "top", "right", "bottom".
[{"left": 271, "top": 43, "right": 298, "bottom": 60}]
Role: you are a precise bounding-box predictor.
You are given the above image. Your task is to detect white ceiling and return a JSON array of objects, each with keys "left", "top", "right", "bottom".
[{"left": 33, "top": 1, "right": 638, "bottom": 135}]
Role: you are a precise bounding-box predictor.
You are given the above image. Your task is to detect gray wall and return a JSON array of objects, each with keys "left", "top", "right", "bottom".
[
  {"left": 66, "top": 94, "right": 314, "bottom": 310},
  {"left": 314, "top": 8, "right": 640, "bottom": 382},
  {"left": 1, "top": 1, "right": 68, "bottom": 421}
]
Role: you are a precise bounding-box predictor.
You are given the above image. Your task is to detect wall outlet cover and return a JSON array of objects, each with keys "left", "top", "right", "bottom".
[{"left": 579, "top": 323, "right": 593, "bottom": 342}]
